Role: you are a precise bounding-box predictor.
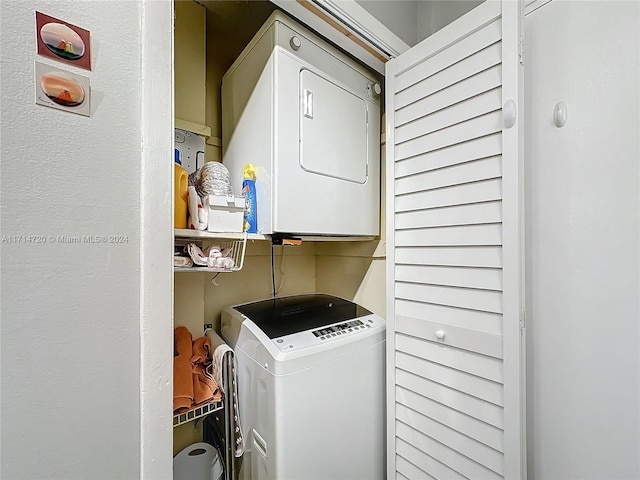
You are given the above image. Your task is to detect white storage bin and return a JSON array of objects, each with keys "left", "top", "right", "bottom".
[
  {"left": 207, "top": 195, "right": 245, "bottom": 233},
  {"left": 173, "top": 442, "right": 223, "bottom": 480}
]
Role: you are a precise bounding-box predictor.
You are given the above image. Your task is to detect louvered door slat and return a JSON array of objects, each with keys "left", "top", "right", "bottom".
[
  {"left": 396, "top": 224, "right": 502, "bottom": 247},
  {"left": 395, "top": 3, "right": 502, "bottom": 91},
  {"left": 396, "top": 264, "right": 503, "bottom": 291},
  {"left": 397, "top": 387, "right": 504, "bottom": 452},
  {"left": 396, "top": 438, "right": 465, "bottom": 480},
  {"left": 396, "top": 370, "right": 504, "bottom": 428},
  {"left": 396, "top": 42, "right": 502, "bottom": 109},
  {"left": 396, "top": 178, "right": 502, "bottom": 212},
  {"left": 396, "top": 422, "right": 503, "bottom": 480},
  {"left": 397, "top": 110, "right": 502, "bottom": 159},
  {"left": 396, "top": 353, "right": 504, "bottom": 406},
  {"left": 396, "top": 200, "right": 503, "bottom": 229},
  {"left": 387, "top": 1, "right": 524, "bottom": 478},
  {"left": 396, "top": 299, "right": 503, "bottom": 336},
  {"left": 395, "top": 246, "right": 503, "bottom": 268},
  {"left": 396, "top": 455, "right": 437, "bottom": 480},
  {"left": 396, "top": 158, "right": 502, "bottom": 195},
  {"left": 397, "top": 404, "right": 504, "bottom": 475},
  {"left": 396, "top": 134, "right": 502, "bottom": 177},
  {"left": 396, "top": 282, "right": 503, "bottom": 314},
  {"left": 396, "top": 66, "right": 502, "bottom": 127},
  {"left": 396, "top": 88, "right": 502, "bottom": 144}
]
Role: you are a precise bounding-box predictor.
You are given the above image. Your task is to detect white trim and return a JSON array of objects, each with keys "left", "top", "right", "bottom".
[
  {"left": 501, "top": 1, "right": 526, "bottom": 478},
  {"left": 312, "top": 0, "right": 410, "bottom": 56},
  {"left": 384, "top": 57, "right": 397, "bottom": 480},
  {"left": 271, "top": 0, "right": 408, "bottom": 74},
  {"left": 140, "top": 0, "right": 174, "bottom": 478},
  {"left": 525, "top": 0, "right": 552, "bottom": 16}
]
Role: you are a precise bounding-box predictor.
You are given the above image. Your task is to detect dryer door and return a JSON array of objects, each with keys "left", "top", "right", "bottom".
[{"left": 299, "top": 69, "right": 368, "bottom": 184}]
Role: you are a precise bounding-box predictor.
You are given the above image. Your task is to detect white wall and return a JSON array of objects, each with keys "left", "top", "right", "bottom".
[
  {"left": 355, "top": 0, "right": 420, "bottom": 46},
  {"left": 0, "top": 1, "right": 173, "bottom": 478},
  {"left": 525, "top": 1, "right": 640, "bottom": 478},
  {"left": 354, "top": 0, "right": 482, "bottom": 47},
  {"left": 417, "top": 0, "right": 482, "bottom": 42}
]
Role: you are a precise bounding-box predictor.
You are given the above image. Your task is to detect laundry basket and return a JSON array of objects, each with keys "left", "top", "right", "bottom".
[{"left": 174, "top": 442, "right": 223, "bottom": 480}]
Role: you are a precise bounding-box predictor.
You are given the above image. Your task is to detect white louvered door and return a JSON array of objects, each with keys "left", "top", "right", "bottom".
[{"left": 385, "top": 1, "right": 525, "bottom": 479}]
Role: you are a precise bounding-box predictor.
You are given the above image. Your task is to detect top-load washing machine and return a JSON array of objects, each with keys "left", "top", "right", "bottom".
[{"left": 221, "top": 294, "right": 385, "bottom": 480}]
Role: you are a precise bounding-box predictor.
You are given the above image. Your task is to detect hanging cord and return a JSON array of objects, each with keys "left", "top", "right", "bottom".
[
  {"left": 270, "top": 245, "right": 287, "bottom": 297},
  {"left": 271, "top": 243, "right": 276, "bottom": 298},
  {"left": 275, "top": 247, "right": 285, "bottom": 295}
]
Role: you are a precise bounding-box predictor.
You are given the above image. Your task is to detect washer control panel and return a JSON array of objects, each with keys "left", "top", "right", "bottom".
[
  {"left": 270, "top": 314, "right": 383, "bottom": 353},
  {"left": 312, "top": 319, "right": 365, "bottom": 338}
]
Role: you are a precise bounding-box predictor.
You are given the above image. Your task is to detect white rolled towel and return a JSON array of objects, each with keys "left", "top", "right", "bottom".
[{"left": 187, "top": 185, "right": 208, "bottom": 230}]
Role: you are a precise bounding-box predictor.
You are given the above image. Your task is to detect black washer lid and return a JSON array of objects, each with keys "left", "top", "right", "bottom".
[{"left": 234, "top": 294, "right": 372, "bottom": 339}]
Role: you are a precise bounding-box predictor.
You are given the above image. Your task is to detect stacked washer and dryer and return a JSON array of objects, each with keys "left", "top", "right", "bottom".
[
  {"left": 220, "top": 10, "right": 385, "bottom": 480},
  {"left": 221, "top": 294, "right": 385, "bottom": 480}
]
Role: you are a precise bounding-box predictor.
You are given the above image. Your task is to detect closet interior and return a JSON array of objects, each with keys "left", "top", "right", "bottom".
[{"left": 172, "top": 0, "right": 386, "bottom": 476}]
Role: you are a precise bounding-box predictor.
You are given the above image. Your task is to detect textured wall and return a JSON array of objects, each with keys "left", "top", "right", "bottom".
[{"left": 0, "top": 1, "right": 149, "bottom": 478}]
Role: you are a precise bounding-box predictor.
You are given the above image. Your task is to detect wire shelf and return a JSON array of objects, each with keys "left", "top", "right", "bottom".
[
  {"left": 173, "top": 401, "right": 223, "bottom": 428},
  {"left": 174, "top": 232, "right": 247, "bottom": 272}
]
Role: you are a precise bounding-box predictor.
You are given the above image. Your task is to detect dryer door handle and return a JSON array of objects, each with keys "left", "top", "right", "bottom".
[{"left": 303, "top": 89, "right": 313, "bottom": 119}]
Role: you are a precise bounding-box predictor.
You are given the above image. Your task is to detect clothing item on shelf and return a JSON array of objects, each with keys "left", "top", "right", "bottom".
[{"left": 206, "top": 329, "right": 245, "bottom": 457}]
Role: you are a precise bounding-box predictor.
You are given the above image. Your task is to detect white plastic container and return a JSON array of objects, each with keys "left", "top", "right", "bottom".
[
  {"left": 222, "top": 11, "right": 381, "bottom": 236},
  {"left": 173, "top": 442, "right": 223, "bottom": 480},
  {"left": 207, "top": 195, "right": 245, "bottom": 233}
]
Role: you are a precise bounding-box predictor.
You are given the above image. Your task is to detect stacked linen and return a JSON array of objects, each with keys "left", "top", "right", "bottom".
[{"left": 173, "top": 326, "right": 222, "bottom": 414}]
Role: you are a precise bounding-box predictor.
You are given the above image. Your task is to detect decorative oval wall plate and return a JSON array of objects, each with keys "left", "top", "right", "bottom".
[
  {"left": 40, "top": 71, "right": 85, "bottom": 107},
  {"left": 39, "top": 22, "right": 85, "bottom": 60}
]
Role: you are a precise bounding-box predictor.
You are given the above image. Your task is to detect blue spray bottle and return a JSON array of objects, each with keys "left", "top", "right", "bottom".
[{"left": 242, "top": 163, "right": 257, "bottom": 233}]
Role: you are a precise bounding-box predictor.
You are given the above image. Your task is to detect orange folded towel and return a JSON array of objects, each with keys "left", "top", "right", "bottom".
[
  {"left": 193, "top": 364, "right": 222, "bottom": 405},
  {"left": 174, "top": 327, "right": 222, "bottom": 414},
  {"left": 173, "top": 326, "right": 194, "bottom": 413},
  {"left": 191, "top": 335, "right": 221, "bottom": 405},
  {"left": 191, "top": 336, "right": 211, "bottom": 366}
]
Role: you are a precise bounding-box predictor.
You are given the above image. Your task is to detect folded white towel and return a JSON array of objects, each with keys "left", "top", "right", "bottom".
[
  {"left": 205, "top": 329, "right": 245, "bottom": 457},
  {"left": 187, "top": 185, "right": 209, "bottom": 230}
]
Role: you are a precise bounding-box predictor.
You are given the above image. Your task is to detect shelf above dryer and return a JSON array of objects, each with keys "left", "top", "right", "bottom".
[{"left": 175, "top": 229, "right": 267, "bottom": 241}]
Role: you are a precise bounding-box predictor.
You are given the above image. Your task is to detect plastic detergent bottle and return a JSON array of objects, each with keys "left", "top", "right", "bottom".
[
  {"left": 242, "top": 163, "right": 257, "bottom": 233},
  {"left": 174, "top": 149, "right": 189, "bottom": 229}
]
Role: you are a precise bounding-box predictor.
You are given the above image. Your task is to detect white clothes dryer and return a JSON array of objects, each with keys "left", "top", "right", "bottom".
[{"left": 221, "top": 11, "right": 381, "bottom": 236}]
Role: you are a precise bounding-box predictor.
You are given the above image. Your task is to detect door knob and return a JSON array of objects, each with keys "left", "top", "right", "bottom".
[
  {"left": 503, "top": 99, "right": 517, "bottom": 129},
  {"left": 435, "top": 330, "right": 445, "bottom": 340},
  {"left": 554, "top": 101, "right": 568, "bottom": 128}
]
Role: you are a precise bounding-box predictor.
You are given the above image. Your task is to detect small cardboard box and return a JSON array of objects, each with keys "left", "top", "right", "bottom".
[{"left": 207, "top": 195, "right": 245, "bottom": 233}]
